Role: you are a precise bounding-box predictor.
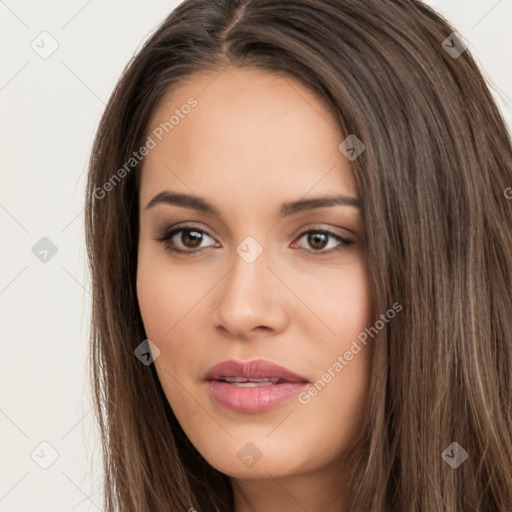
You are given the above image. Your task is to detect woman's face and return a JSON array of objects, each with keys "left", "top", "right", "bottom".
[{"left": 137, "top": 67, "right": 373, "bottom": 481}]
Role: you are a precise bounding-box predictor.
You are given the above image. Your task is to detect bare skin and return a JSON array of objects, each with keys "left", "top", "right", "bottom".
[{"left": 136, "top": 66, "right": 373, "bottom": 512}]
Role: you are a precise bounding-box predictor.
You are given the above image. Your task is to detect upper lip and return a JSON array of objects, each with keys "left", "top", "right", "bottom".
[{"left": 205, "top": 359, "right": 309, "bottom": 383}]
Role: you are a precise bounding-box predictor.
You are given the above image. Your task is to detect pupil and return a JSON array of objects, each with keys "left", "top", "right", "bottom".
[
  {"left": 309, "top": 232, "right": 327, "bottom": 250},
  {"left": 182, "top": 230, "right": 202, "bottom": 247}
]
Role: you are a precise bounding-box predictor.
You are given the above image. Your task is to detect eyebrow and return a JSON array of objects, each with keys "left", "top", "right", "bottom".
[{"left": 145, "top": 191, "right": 361, "bottom": 217}]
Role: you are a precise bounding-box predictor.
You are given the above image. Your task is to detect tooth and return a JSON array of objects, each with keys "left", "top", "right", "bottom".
[
  {"left": 222, "top": 377, "right": 280, "bottom": 383},
  {"left": 223, "top": 377, "right": 248, "bottom": 383},
  {"left": 232, "top": 381, "right": 274, "bottom": 387}
]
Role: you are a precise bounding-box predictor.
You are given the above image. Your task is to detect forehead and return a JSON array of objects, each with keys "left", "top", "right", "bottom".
[{"left": 140, "top": 67, "right": 358, "bottom": 205}]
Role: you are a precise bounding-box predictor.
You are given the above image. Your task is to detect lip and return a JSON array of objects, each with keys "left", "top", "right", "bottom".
[
  {"left": 205, "top": 359, "right": 309, "bottom": 382},
  {"left": 205, "top": 359, "right": 309, "bottom": 413}
]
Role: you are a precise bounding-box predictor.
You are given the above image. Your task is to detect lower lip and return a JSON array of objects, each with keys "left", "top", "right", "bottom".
[{"left": 207, "top": 380, "right": 308, "bottom": 413}]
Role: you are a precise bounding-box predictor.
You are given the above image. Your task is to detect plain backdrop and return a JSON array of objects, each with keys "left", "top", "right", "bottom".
[{"left": 1, "top": 1, "right": 511, "bottom": 510}]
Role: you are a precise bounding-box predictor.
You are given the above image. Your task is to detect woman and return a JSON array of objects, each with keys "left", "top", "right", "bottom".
[{"left": 85, "top": 0, "right": 512, "bottom": 510}]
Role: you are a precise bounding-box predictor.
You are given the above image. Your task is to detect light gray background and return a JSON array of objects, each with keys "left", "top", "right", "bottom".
[{"left": 1, "top": 1, "right": 511, "bottom": 510}]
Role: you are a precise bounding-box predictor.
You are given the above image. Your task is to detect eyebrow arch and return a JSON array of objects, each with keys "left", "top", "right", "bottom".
[
  {"left": 146, "top": 191, "right": 221, "bottom": 215},
  {"left": 145, "top": 191, "right": 361, "bottom": 216},
  {"left": 280, "top": 195, "right": 361, "bottom": 216}
]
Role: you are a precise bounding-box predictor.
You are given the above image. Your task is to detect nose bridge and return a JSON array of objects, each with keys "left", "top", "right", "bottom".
[
  {"left": 212, "top": 236, "right": 287, "bottom": 336},
  {"left": 225, "top": 236, "right": 269, "bottom": 303}
]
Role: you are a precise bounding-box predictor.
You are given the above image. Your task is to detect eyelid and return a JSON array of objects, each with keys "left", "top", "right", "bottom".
[
  {"left": 155, "top": 222, "right": 354, "bottom": 255},
  {"left": 291, "top": 222, "right": 353, "bottom": 237},
  {"left": 155, "top": 222, "right": 213, "bottom": 242},
  {"left": 154, "top": 223, "right": 219, "bottom": 255},
  {"left": 289, "top": 221, "right": 358, "bottom": 241}
]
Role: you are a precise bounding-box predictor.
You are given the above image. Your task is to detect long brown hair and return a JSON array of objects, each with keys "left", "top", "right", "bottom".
[{"left": 85, "top": 0, "right": 512, "bottom": 510}]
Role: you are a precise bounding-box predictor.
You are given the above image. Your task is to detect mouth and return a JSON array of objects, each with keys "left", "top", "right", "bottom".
[
  {"left": 205, "top": 358, "right": 309, "bottom": 383},
  {"left": 205, "top": 359, "right": 309, "bottom": 413},
  {"left": 214, "top": 376, "right": 289, "bottom": 387}
]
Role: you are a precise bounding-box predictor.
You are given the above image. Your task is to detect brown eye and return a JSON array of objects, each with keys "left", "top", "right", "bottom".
[
  {"left": 180, "top": 229, "right": 203, "bottom": 248},
  {"left": 156, "top": 226, "right": 218, "bottom": 253},
  {"left": 294, "top": 229, "right": 353, "bottom": 253},
  {"left": 308, "top": 232, "right": 329, "bottom": 250}
]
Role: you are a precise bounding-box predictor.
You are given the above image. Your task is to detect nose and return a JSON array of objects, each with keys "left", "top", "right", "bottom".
[{"left": 212, "top": 244, "right": 289, "bottom": 340}]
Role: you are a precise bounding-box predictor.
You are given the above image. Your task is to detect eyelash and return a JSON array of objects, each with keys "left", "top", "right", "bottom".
[{"left": 155, "top": 224, "right": 354, "bottom": 256}]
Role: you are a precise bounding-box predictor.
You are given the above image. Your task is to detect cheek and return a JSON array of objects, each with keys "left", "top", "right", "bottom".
[
  {"left": 295, "top": 256, "right": 371, "bottom": 341},
  {"left": 135, "top": 251, "right": 218, "bottom": 405},
  {"left": 321, "top": 260, "right": 373, "bottom": 382},
  {"left": 136, "top": 250, "right": 214, "bottom": 341},
  {"left": 297, "top": 260, "right": 373, "bottom": 430},
  {"left": 136, "top": 261, "right": 207, "bottom": 407},
  {"left": 327, "top": 265, "right": 370, "bottom": 337},
  {"left": 136, "top": 267, "right": 176, "bottom": 341}
]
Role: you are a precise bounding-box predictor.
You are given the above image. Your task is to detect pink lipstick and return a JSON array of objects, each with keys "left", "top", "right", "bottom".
[{"left": 205, "top": 359, "right": 309, "bottom": 413}]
